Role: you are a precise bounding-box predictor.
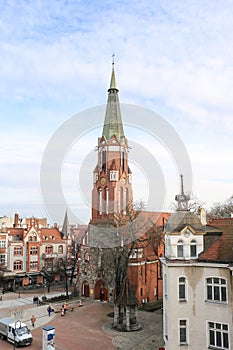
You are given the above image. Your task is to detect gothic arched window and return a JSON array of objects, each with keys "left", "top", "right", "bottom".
[
  {"left": 105, "top": 187, "right": 109, "bottom": 214},
  {"left": 99, "top": 188, "right": 102, "bottom": 215}
]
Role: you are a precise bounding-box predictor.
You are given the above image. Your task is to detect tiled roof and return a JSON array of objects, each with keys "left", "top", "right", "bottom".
[
  {"left": 7, "top": 227, "right": 63, "bottom": 242},
  {"left": 199, "top": 218, "right": 233, "bottom": 263},
  {"left": 41, "top": 228, "right": 63, "bottom": 242},
  {"left": 7, "top": 228, "right": 24, "bottom": 234}
]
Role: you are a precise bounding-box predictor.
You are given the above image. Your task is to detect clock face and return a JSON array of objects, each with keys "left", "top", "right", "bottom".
[
  {"left": 121, "top": 178, "right": 126, "bottom": 185},
  {"left": 100, "top": 177, "right": 106, "bottom": 185}
]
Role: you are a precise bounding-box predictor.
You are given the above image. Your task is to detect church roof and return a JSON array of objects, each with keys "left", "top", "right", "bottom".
[{"left": 101, "top": 63, "right": 125, "bottom": 143}]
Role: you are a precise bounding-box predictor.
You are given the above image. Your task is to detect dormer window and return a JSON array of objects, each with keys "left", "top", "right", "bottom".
[{"left": 177, "top": 240, "right": 184, "bottom": 258}]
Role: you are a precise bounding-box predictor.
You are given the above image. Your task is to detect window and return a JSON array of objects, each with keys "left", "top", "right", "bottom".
[
  {"left": 93, "top": 172, "right": 98, "bottom": 183},
  {"left": 208, "top": 321, "right": 229, "bottom": 349},
  {"left": 137, "top": 248, "right": 143, "bottom": 258},
  {"left": 101, "top": 149, "right": 106, "bottom": 172},
  {"left": 190, "top": 240, "right": 197, "bottom": 257},
  {"left": 30, "top": 246, "right": 38, "bottom": 255},
  {"left": 177, "top": 240, "right": 183, "bottom": 258},
  {"left": 58, "top": 245, "right": 63, "bottom": 254},
  {"left": 0, "top": 240, "right": 6, "bottom": 248},
  {"left": 129, "top": 249, "right": 137, "bottom": 259},
  {"left": 105, "top": 187, "right": 109, "bottom": 214},
  {"left": 129, "top": 248, "right": 143, "bottom": 259},
  {"left": 14, "top": 246, "right": 23, "bottom": 256},
  {"left": 179, "top": 277, "right": 186, "bottom": 301},
  {"left": 110, "top": 170, "right": 119, "bottom": 181},
  {"left": 28, "top": 233, "right": 37, "bottom": 241},
  {"left": 99, "top": 188, "right": 102, "bottom": 215},
  {"left": 123, "top": 189, "right": 127, "bottom": 215},
  {"left": 45, "top": 245, "right": 53, "bottom": 254},
  {"left": 179, "top": 319, "right": 188, "bottom": 344},
  {"left": 0, "top": 254, "right": 6, "bottom": 264},
  {"left": 30, "top": 261, "right": 38, "bottom": 270},
  {"left": 14, "top": 260, "right": 23, "bottom": 270},
  {"left": 206, "top": 278, "right": 227, "bottom": 303}
]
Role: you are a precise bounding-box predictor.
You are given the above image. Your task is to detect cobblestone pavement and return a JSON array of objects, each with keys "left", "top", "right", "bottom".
[
  {"left": 104, "top": 309, "right": 164, "bottom": 350},
  {"left": 0, "top": 292, "right": 164, "bottom": 349}
]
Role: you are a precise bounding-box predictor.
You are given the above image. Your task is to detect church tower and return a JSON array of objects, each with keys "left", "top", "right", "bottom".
[{"left": 90, "top": 61, "right": 133, "bottom": 225}]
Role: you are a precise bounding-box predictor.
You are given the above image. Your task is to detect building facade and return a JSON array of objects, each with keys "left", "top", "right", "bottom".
[
  {"left": 161, "top": 177, "right": 233, "bottom": 349},
  {"left": 0, "top": 214, "right": 72, "bottom": 292}
]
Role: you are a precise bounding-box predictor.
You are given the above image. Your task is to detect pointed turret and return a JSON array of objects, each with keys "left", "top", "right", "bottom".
[
  {"left": 62, "top": 209, "right": 70, "bottom": 237},
  {"left": 101, "top": 61, "right": 125, "bottom": 143}
]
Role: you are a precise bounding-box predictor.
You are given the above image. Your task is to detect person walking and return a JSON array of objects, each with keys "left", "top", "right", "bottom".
[
  {"left": 47, "top": 305, "right": 52, "bottom": 316},
  {"left": 63, "top": 302, "right": 67, "bottom": 314},
  {"left": 61, "top": 305, "right": 65, "bottom": 316},
  {"left": 31, "top": 315, "right": 36, "bottom": 327}
]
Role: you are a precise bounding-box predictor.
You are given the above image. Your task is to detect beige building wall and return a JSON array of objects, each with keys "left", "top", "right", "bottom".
[{"left": 162, "top": 260, "right": 232, "bottom": 350}]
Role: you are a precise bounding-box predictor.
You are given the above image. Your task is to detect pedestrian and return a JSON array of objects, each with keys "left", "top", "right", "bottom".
[
  {"left": 47, "top": 305, "right": 52, "bottom": 316},
  {"left": 61, "top": 306, "right": 65, "bottom": 316},
  {"left": 100, "top": 290, "right": 104, "bottom": 302},
  {"left": 31, "top": 315, "right": 36, "bottom": 327},
  {"left": 63, "top": 302, "right": 67, "bottom": 314}
]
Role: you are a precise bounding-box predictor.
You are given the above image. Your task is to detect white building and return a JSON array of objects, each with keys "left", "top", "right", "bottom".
[{"left": 161, "top": 176, "right": 233, "bottom": 350}]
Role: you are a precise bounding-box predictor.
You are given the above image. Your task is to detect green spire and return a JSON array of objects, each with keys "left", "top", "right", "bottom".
[
  {"left": 102, "top": 61, "right": 125, "bottom": 143},
  {"left": 109, "top": 63, "right": 117, "bottom": 90}
]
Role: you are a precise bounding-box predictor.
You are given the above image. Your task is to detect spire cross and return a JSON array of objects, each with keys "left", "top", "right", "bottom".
[{"left": 112, "top": 54, "right": 115, "bottom": 66}]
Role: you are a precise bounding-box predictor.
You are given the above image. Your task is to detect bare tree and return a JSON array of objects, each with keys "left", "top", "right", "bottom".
[
  {"left": 41, "top": 263, "right": 59, "bottom": 293},
  {"left": 207, "top": 195, "right": 233, "bottom": 219}
]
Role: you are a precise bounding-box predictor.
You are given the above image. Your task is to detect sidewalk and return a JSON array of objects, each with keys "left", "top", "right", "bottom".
[
  {"left": 0, "top": 291, "right": 60, "bottom": 329},
  {"left": 0, "top": 293, "right": 164, "bottom": 349}
]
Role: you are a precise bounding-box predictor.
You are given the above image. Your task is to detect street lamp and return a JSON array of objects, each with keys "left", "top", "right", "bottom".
[{"left": 14, "top": 320, "right": 21, "bottom": 350}]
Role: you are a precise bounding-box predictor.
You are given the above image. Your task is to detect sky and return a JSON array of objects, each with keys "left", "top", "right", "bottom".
[{"left": 0, "top": 0, "right": 233, "bottom": 225}]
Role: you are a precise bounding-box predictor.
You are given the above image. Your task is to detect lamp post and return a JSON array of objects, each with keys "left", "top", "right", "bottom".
[{"left": 14, "top": 320, "right": 21, "bottom": 350}]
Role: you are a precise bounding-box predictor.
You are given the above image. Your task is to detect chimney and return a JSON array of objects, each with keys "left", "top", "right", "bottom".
[
  {"left": 14, "top": 213, "right": 19, "bottom": 228},
  {"left": 198, "top": 207, "right": 207, "bottom": 226}
]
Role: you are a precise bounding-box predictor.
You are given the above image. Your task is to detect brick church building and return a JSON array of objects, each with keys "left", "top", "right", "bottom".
[{"left": 75, "top": 62, "right": 170, "bottom": 304}]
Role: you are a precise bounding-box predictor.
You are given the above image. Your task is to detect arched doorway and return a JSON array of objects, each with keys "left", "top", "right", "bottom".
[
  {"left": 94, "top": 279, "right": 108, "bottom": 301},
  {"left": 81, "top": 281, "right": 90, "bottom": 298}
]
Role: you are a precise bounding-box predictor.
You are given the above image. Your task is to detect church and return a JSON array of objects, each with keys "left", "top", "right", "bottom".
[{"left": 73, "top": 61, "right": 170, "bottom": 305}]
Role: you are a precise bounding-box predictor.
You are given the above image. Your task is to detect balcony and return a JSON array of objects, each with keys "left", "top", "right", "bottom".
[{"left": 42, "top": 253, "right": 58, "bottom": 259}]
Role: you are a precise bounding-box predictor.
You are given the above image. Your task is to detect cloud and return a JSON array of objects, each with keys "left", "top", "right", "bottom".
[{"left": 0, "top": 0, "right": 233, "bottom": 222}]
